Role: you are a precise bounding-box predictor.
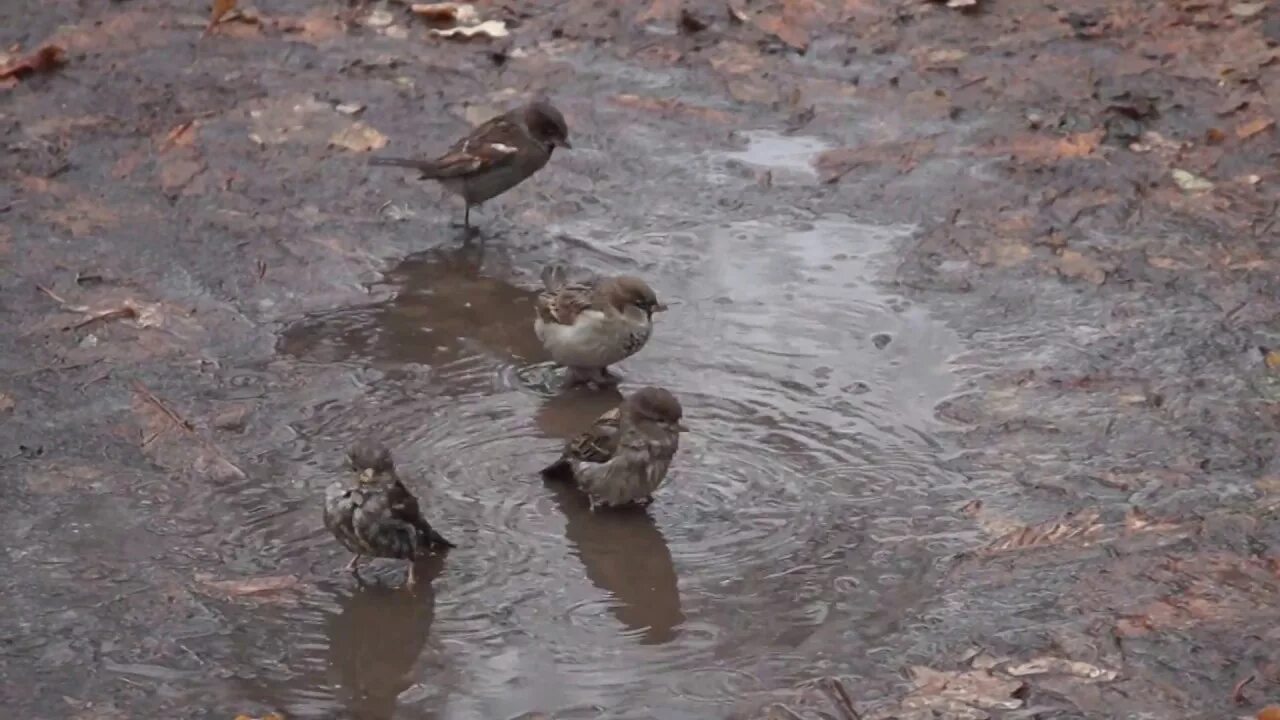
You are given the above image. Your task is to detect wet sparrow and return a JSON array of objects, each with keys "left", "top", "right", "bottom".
[
  {"left": 369, "top": 99, "right": 571, "bottom": 230},
  {"left": 534, "top": 266, "right": 666, "bottom": 387},
  {"left": 541, "top": 387, "right": 688, "bottom": 509},
  {"left": 342, "top": 439, "right": 455, "bottom": 586}
]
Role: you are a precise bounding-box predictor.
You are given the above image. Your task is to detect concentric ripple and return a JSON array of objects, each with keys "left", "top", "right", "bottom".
[{"left": 207, "top": 207, "right": 970, "bottom": 719}]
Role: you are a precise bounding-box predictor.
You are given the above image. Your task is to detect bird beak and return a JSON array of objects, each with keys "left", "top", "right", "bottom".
[
  {"left": 557, "top": 137, "right": 573, "bottom": 149},
  {"left": 357, "top": 468, "right": 375, "bottom": 484},
  {"left": 676, "top": 422, "right": 690, "bottom": 433},
  {"left": 652, "top": 302, "right": 668, "bottom": 313}
]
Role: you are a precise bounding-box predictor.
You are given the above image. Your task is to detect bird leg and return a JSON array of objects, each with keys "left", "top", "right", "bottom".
[
  {"left": 405, "top": 561, "right": 418, "bottom": 589},
  {"left": 345, "top": 554, "right": 362, "bottom": 572},
  {"left": 464, "top": 204, "right": 471, "bottom": 230}
]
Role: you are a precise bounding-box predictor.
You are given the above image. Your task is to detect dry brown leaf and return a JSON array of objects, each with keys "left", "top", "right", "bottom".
[
  {"left": 205, "top": 0, "right": 238, "bottom": 35},
  {"left": 328, "top": 123, "right": 388, "bottom": 152},
  {"left": 1264, "top": 349, "right": 1280, "bottom": 370},
  {"left": 908, "top": 665, "right": 1025, "bottom": 711},
  {"left": 0, "top": 45, "right": 67, "bottom": 81},
  {"left": 753, "top": 13, "right": 809, "bottom": 52},
  {"left": 984, "top": 508, "right": 1104, "bottom": 553},
  {"left": 159, "top": 156, "right": 206, "bottom": 194},
  {"left": 1236, "top": 116, "right": 1276, "bottom": 140},
  {"left": 160, "top": 120, "right": 199, "bottom": 152},
  {"left": 637, "top": 0, "right": 683, "bottom": 23},
  {"left": 1055, "top": 249, "right": 1108, "bottom": 284}
]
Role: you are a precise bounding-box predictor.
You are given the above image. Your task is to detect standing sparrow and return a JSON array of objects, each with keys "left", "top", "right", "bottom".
[
  {"left": 343, "top": 439, "right": 455, "bottom": 586},
  {"left": 369, "top": 99, "right": 571, "bottom": 230},
  {"left": 534, "top": 266, "right": 666, "bottom": 387},
  {"left": 540, "top": 386, "right": 688, "bottom": 509}
]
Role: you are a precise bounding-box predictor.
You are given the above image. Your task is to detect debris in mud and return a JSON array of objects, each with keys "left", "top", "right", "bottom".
[
  {"left": 0, "top": 391, "right": 14, "bottom": 414},
  {"left": 679, "top": 8, "right": 710, "bottom": 34},
  {"left": 1237, "top": 116, "right": 1276, "bottom": 140},
  {"left": 1172, "top": 168, "right": 1215, "bottom": 193},
  {"left": 410, "top": 2, "right": 479, "bottom": 26},
  {"left": 204, "top": 0, "right": 238, "bottom": 35},
  {"left": 1003, "top": 656, "right": 1117, "bottom": 681},
  {"left": 196, "top": 573, "right": 300, "bottom": 602},
  {"left": 328, "top": 122, "right": 389, "bottom": 152},
  {"left": 905, "top": 665, "right": 1025, "bottom": 713},
  {"left": 730, "top": 676, "right": 862, "bottom": 720},
  {"left": 0, "top": 45, "right": 67, "bottom": 86},
  {"left": 428, "top": 19, "right": 508, "bottom": 40},
  {"left": 233, "top": 714, "right": 284, "bottom": 720}
]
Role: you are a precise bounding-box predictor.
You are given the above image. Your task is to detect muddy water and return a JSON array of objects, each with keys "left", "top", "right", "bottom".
[{"left": 253, "top": 211, "right": 968, "bottom": 719}]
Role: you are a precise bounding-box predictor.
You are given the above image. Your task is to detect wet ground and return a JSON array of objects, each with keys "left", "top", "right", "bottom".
[{"left": 3, "top": 1, "right": 1280, "bottom": 719}]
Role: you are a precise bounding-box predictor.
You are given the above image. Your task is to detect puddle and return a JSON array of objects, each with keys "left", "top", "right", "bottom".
[
  {"left": 720, "top": 130, "right": 833, "bottom": 179},
  {"left": 261, "top": 214, "right": 969, "bottom": 718}
]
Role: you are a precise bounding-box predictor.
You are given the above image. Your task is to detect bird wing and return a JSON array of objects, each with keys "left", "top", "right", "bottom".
[
  {"left": 387, "top": 479, "right": 455, "bottom": 548},
  {"left": 369, "top": 115, "right": 526, "bottom": 179},
  {"left": 430, "top": 115, "right": 527, "bottom": 177},
  {"left": 565, "top": 406, "right": 623, "bottom": 464},
  {"left": 352, "top": 490, "right": 419, "bottom": 560},
  {"left": 536, "top": 280, "right": 597, "bottom": 326}
]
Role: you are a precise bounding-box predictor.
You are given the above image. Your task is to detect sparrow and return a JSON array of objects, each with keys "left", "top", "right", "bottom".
[
  {"left": 369, "top": 99, "right": 571, "bottom": 230},
  {"left": 534, "top": 265, "right": 666, "bottom": 387},
  {"left": 336, "top": 439, "right": 455, "bottom": 586},
  {"left": 540, "top": 386, "right": 688, "bottom": 509}
]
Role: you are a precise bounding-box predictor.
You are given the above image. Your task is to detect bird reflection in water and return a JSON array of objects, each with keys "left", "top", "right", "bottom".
[
  {"left": 536, "top": 387, "right": 685, "bottom": 645},
  {"left": 326, "top": 555, "right": 446, "bottom": 720}
]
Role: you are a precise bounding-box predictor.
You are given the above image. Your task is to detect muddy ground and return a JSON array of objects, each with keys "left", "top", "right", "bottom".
[{"left": 2, "top": 0, "right": 1280, "bottom": 718}]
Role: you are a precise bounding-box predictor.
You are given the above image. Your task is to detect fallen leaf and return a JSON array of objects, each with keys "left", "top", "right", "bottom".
[
  {"left": 1205, "top": 127, "right": 1227, "bottom": 145},
  {"left": 0, "top": 45, "right": 67, "bottom": 81},
  {"left": 925, "top": 48, "right": 969, "bottom": 65},
  {"left": 1056, "top": 249, "right": 1108, "bottom": 285},
  {"left": 909, "top": 665, "right": 1025, "bottom": 711},
  {"left": 753, "top": 13, "right": 809, "bottom": 52},
  {"left": 428, "top": 20, "right": 508, "bottom": 39},
  {"left": 1264, "top": 348, "right": 1280, "bottom": 370},
  {"left": 159, "top": 156, "right": 206, "bottom": 194},
  {"left": 160, "top": 120, "right": 199, "bottom": 151},
  {"left": 1004, "top": 657, "right": 1117, "bottom": 681},
  {"left": 1172, "top": 168, "right": 1214, "bottom": 192},
  {"left": 1231, "top": 2, "right": 1268, "bottom": 17},
  {"left": 328, "top": 122, "right": 388, "bottom": 152},
  {"left": 204, "top": 0, "right": 237, "bottom": 35},
  {"left": 984, "top": 508, "right": 1104, "bottom": 552},
  {"left": 1236, "top": 116, "right": 1276, "bottom": 140},
  {"left": 410, "top": 2, "right": 479, "bottom": 26},
  {"left": 362, "top": 8, "right": 395, "bottom": 28},
  {"left": 196, "top": 573, "right": 299, "bottom": 597}
]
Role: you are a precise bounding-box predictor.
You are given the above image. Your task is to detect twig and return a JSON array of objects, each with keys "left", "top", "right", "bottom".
[
  {"left": 130, "top": 380, "right": 195, "bottom": 434},
  {"left": 70, "top": 306, "right": 136, "bottom": 331},
  {"left": 36, "top": 283, "right": 72, "bottom": 307},
  {"left": 1232, "top": 673, "right": 1255, "bottom": 704}
]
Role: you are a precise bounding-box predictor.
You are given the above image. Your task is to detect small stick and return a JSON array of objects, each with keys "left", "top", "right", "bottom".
[
  {"left": 131, "top": 380, "right": 196, "bottom": 434},
  {"left": 1232, "top": 673, "right": 1255, "bottom": 704},
  {"left": 70, "top": 306, "right": 136, "bottom": 331}
]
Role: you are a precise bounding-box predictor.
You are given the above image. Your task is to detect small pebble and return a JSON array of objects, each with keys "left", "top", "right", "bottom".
[{"left": 871, "top": 332, "right": 892, "bottom": 349}]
